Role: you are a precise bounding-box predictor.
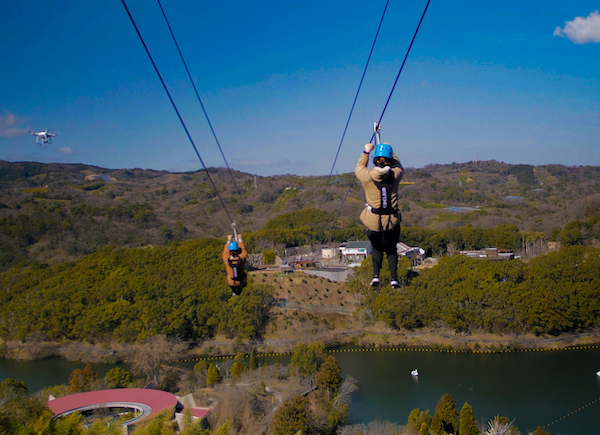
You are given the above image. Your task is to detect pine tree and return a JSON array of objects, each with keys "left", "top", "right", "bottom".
[
  {"left": 460, "top": 402, "right": 479, "bottom": 435},
  {"left": 230, "top": 352, "right": 246, "bottom": 380},
  {"left": 314, "top": 355, "right": 342, "bottom": 401},
  {"left": 67, "top": 368, "right": 84, "bottom": 394},
  {"left": 418, "top": 421, "right": 430, "bottom": 435},
  {"left": 431, "top": 393, "right": 459, "bottom": 435},
  {"left": 82, "top": 362, "right": 99, "bottom": 391},
  {"left": 533, "top": 426, "right": 550, "bottom": 435},
  {"left": 407, "top": 408, "right": 432, "bottom": 434},
  {"left": 249, "top": 347, "right": 257, "bottom": 370},
  {"left": 206, "top": 363, "right": 221, "bottom": 386}
]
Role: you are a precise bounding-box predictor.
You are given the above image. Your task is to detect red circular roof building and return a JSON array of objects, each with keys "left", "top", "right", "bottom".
[{"left": 48, "top": 388, "right": 209, "bottom": 430}]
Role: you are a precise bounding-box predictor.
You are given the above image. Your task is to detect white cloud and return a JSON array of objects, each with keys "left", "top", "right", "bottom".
[
  {"left": 554, "top": 10, "right": 600, "bottom": 43},
  {"left": 0, "top": 112, "right": 29, "bottom": 138},
  {"left": 57, "top": 147, "right": 77, "bottom": 155}
]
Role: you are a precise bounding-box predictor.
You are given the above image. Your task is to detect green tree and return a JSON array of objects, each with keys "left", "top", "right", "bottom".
[
  {"left": 83, "top": 362, "right": 99, "bottom": 391},
  {"left": 230, "top": 352, "right": 247, "bottom": 380},
  {"left": 262, "top": 248, "right": 276, "bottom": 265},
  {"left": 314, "top": 354, "right": 342, "bottom": 401},
  {"left": 418, "top": 421, "right": 430, "bottom": 435},
  {"left": 105, "top": 367, "right": 135, "bottom": 389},
  {"left": 130, "top": 409, "right": 176, "bottom": 435},
  {"left": 0, "top": 378, "right": 29, "bottom": 396},
  {"left": 406, "top": 408, "right": 432, "bottom": 434},
  {"left": 270, "top": 396, "right": 310, "bottom": 435},
  {"left": 460, "top": 401, "right": 479, "bottom": 435},
  {"left": 0, "top": 381, "right": 59, "bottom": 435},
  {"left": 249, "top": 347, "right": 257, "bottom": 370},
  {"left": 206, "top": 363, "right": 221, "bottom": 386},
  {"left": 193, "top": 360, "right": 208, "bottom": 372},
  {"left": 68, "top": 368, "right": 84, "bottom": 394},
  {"left": 431, "top": 393, "right": 459, "bottom": 435},
  {"left": 533, "top": 426, "right": 550, "bottom": 435},
  {"left": 178, "top": 408, "right": 212, "bottom": 435},
  {"left": 290, "top": 342, "right": 326, "bottom": 377}
]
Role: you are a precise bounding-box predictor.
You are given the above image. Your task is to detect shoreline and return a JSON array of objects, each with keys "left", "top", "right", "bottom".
[{"left": 3, "top": 328, "right": 599, "bottom": 363}]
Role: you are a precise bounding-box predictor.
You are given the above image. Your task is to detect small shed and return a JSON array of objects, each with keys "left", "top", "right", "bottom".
[{"left": 321, "top": 248, "right": 338, "bottom": 259}]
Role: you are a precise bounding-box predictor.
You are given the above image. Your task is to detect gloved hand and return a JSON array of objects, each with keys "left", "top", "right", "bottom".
[
  {"left": 227, "top": 235, "right": 232, "bottom": 241},
  {"left": 237, "top": 235, "right": 243, "bottom": 242},
  {"left": 364, "top": 143, "right": 374, "bottom": 153},
  {"left": 373, "top": 166, "right": 390, "bottom": 176}
]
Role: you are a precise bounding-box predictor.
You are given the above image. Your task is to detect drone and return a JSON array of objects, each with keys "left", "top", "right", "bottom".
[{"left": 31, "top": 130, "right": 56, "bottom": 145}]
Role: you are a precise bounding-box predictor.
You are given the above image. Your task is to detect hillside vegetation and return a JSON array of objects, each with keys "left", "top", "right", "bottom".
[
  {"left": 350, "top": 246, "right": 600, "bottom": 335},
  {"left": 2, "top": 236, "right": 599, "bottom": 346},
  {"left": 2, "top": 160, "right": 600, "bottom": 271},
  {"left": 0, "top": 239, "right": 273, "bottom": 343},
  {"left": 1, "top": 160, "right": 600, "bottom": 351}
]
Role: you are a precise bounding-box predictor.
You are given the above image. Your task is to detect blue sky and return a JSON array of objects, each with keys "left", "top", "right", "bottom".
[{"left": 1, "top": 0, "right": 599, "bottom": 176}]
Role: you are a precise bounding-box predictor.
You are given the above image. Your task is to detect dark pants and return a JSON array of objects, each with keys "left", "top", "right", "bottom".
[
  {"left": 366, "top": 225, "right": 400, "bottom": 280},
  {"left": 230, "top": 272, "right": 247, "bottom": 295}
]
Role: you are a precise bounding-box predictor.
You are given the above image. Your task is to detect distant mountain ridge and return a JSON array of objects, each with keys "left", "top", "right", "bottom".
[{"left": 1, "top": 159, "right": 599, "bottom": 270}]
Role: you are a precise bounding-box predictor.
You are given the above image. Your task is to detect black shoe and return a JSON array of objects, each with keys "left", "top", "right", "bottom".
[
  {"left": 391, "top": 280, "right": 399, "bottom": 289},
  {"left": 370, "top": 277, "right": 380, "bottom": 287}
]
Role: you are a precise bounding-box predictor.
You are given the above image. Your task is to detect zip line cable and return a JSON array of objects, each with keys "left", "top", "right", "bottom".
[
  {"left": 317, "top": 0, "right": 391, "bottom": 211},
  {"left": 376, "top": 0, "right": 431, "bottom": 125},
  {"left": 120, "top": 0, "right": 234, "bottom": 225},
  {"left": 322, "top": 0, "right": 431, "bottom": 244},
  {"left": 155, "top": 0, "right": 256, "bottom": 232}
]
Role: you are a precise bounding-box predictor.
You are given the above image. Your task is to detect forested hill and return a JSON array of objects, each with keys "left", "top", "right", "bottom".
[
  {"left": 350, "top": 245, "right": 600, "bottom": 336},
  {"left": 0, "top": 238, "right": 273, "bottom": 343},
  {"left": 1, "top": 160, "right": 600, "bottom": 270}
]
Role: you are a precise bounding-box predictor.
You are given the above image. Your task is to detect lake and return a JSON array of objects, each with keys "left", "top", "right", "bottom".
[{"left": 2, "top": 346, "right": 599, "bottom": 434}]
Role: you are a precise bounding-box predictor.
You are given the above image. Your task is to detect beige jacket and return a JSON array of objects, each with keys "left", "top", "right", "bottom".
[{"left": 355, "top": 151, "right": 403, "bottom": 232}]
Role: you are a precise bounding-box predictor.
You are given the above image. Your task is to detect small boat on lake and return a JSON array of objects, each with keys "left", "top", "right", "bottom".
[{"left": 411, "top": 369, "right": 419, "bottom": 376}]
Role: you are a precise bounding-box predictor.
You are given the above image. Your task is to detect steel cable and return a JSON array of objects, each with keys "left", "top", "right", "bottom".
[
  {"left": 322, "top": 0, "right": 431, "bottom": 243},
  {"left": 317, "top": 0, "right": 391, "bottom": 211},
  {"left": 156, "top": 0, "right": 256, "bottom": 232},
  {"left": 120, "top": 0, "right": 234, "bottom": 225}
]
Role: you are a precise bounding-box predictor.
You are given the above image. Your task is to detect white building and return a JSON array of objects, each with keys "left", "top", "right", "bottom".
[
  {"left": 397, "top": 242, "right": 426, "bottom": 266},
  {"left": 340, "top": 241, "right": 371, "bottom": 263}
]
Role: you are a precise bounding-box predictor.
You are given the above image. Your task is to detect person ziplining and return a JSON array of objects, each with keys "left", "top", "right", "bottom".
[
  {"left": 355, "top": 123, "right": 403, "bottom": 289},
  {"left": 223, "top": 223, "right": 247, "bottom": 296},
  {"left": 121, "top": 0, "right": 430, "bottom": 295}
]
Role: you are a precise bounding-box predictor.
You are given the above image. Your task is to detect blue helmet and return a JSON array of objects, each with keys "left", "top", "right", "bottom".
[
  {"left": 228, "top": 241, "right": 239, "bottom": 251},
  {"left": 374, "top": 143, "right": 393, "bottom": 159}
]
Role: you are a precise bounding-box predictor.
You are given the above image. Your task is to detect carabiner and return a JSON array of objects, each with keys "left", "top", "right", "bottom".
[{"left": 373, "top": 121, "right": 382, "bottom": 145}]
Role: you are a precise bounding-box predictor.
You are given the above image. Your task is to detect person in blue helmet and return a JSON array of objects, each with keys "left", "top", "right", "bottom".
[
  {"left": 223, "top": 234, "right": 247, "bottom": 295},
  {"left": 355, "top": 142, "right": 404, "bottom": 288}
]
